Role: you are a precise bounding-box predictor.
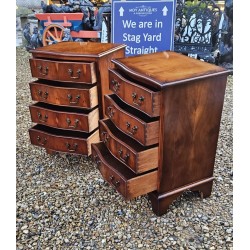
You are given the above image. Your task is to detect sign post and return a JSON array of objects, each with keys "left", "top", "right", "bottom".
[{"left": 111, "top": 0, "right": 176, "bottom": 57}]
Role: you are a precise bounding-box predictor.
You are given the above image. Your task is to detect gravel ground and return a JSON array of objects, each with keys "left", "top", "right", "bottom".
[{"left": 16, "top": 46, "right": 233, "bottom": 250}]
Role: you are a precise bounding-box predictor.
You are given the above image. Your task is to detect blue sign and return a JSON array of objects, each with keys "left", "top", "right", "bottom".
[{"left": 112, "top": 0, "right": 176, "bottom": 56}]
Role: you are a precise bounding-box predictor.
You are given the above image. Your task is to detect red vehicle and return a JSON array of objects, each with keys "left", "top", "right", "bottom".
[{"left": 35, "top": 1, "right": 111, "bottom": 46}]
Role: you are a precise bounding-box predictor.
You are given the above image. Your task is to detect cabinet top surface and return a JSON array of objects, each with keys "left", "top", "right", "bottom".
[
  {"left": 112, "top": 51, "right": 230, "bottom": 89},
  {"left": 30, "top": 42, "right": 126, "bottom": 60}
]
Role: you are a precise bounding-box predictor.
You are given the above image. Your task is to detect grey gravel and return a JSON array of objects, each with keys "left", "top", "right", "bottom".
[{"left": 16, "top": 47, "right": 233, "bottom": 249}]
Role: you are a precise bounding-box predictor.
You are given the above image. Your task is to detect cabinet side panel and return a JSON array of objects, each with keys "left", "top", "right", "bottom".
[
  {"left": 98, "top": 49, "right": 125, "bottom": 119},
  {"left": 158, "top": 75, "right": 227, "bottom": 192}
]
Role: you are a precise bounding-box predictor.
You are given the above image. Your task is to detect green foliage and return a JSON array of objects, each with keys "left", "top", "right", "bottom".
[{"left": 183, "top": 0, "right": 208, "bottom": 15}]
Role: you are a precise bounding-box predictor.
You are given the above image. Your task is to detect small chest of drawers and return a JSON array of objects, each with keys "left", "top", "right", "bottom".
[
  {"left": 91, "top": 51, "right": 230, "bottom": 215},
  {"left": 28, "top": 42, "right": 125, "bottom": 156}
]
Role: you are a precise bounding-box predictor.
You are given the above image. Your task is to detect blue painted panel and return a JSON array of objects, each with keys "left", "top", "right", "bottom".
[{"left": 112, "top": 0, "right": 176, "bottom": 56}]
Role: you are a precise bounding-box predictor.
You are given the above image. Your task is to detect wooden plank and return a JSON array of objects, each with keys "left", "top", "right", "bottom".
[
  {"left": 36, "top": 13, "right": 84, "bottom": 21},
  {"left": 70, "top": 31, "right": 101, "bottom": 39}
]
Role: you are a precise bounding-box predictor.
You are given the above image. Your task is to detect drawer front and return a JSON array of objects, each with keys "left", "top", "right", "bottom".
[
  {"left": 29, "top": 59, "right": 57, "bottom": 81},
  {"left": 29, "top": 81, "right": 98, "bottom": 108},
  {"left": 109, "top": 69, "right": 161, "bottom": 117},
  {"left": 30, "top": 59, "right": 97, "bottom": 83},
  {"left": 29, "top": 125, "right": 100, "bottom": 156},
  {"left": 99, "top": 119, "right": 158, "bottom": 174},
  {"left": 29, "top": 104, "right": 99, "bottom": 133},
  {"left": 104, "top": 94, "right": 159, "bottom": 146},
  {"left": 91, "top": 142, "right": 158, "bottom": 200},
  {"left": 58, "top": 61, "right": 97, "bottom": 83}
]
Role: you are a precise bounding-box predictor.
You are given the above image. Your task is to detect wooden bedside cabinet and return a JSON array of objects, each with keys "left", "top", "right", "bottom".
[
  {"left": 28, "top": 42, "right": 126, "bottom": 156},
  {"left": 91, "top": 51, "right": 230, "bottom": 215}
]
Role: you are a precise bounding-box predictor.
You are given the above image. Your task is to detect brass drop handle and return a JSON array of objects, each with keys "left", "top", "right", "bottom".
[
  {"left": 66, "top": 118, "right": 79, "bottom": 128},
  {"left": 118, "top": 148, "right": 129, "bottom": 163},
  {"left": 101, "top": 131, "right": 109, "bottom": 144},
  {"left": 37, "top": 112, "right": 48, "bottom": 123},
  {"left": 111, "top": 79, "right": 120, "bottom": 93},
  {"left": 132, "top": 92, "right": 145, "bottom": 106},
  {"left": 126, "top": 122, "right": 138, "bottom": 135},
  {"left": 37, "top": 89, "right": 48, "bottom": 99},
  {"left": 109, "top": 175, "right": 120, "bottom": 187},
  {"left": 65, "top": 142, "right": 78, "bottom": 152},
  {"left": 37, "top": 65, "right": 48, "bottom": 76},
  {"left": 37, "top": 136, "right": 47, "bottom": 146},
  {"left": 67, "top": 94, "right": 80, "bottom": 104},
  {"left": 107, "top": 106, "right": 115, "bottom": 119},
  {"left": 68, "top": 69, "right": 81, "bottom": 79}
]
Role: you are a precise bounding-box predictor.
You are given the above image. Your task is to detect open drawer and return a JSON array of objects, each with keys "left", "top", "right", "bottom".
[
  {"left": 29, "top": 124, "right": 99, "bottom": 156},
  {"left": 91, "top": 142, "right": 158, "bottom": 200}
]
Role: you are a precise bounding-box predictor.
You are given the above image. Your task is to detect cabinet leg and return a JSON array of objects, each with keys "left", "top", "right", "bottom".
[
  {"left": 191, "top": 180, "right": 213, "bottom": 199},
  {"left": 149, "top": 178, "right": 214, "bottom": 216},
  {"left": 149, "top": 191, "right": 181, "bottom": 216},
  {"left": 45, "top": 148, "right": 56, "bottom": 155}
]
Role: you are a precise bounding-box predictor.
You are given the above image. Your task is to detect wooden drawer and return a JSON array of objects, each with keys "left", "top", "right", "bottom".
[
  {"left": 29, "top": 124, "right": 100, "bottom": 156},
  {"left": 29, "top": 58, "right": 97, "bottom": 84},
  {"left": 91, "top": 142, "right": 158, "bottom": 200},
  {"left": 109, "top": 69, "right": 161, "bottom": 117},
  {"left": 99, "top": 119, "right": 158, "bottom": 174},
  {"left": 29, "top": 102, "right": 99, "bottom": 133},
  {"left": 104, "top": 94, "right": 159, "bottom": 146},
  {"left": 29, "top": 81, "right": 98, "bottom": 109}
]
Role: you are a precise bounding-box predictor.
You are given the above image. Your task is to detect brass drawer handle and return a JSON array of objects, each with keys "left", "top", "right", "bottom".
[
  {"left": 37, "top": 136, "right": 47, "bottom": 146},
  {"left": 67, "top": 94, "right": 80, "bottom": 104},
  {"left": 101, "top": 131, "right": 109, "bottom": 144},
  {"left": 111, "top": 79, "right": 120, "bottom": 93},
  {"left": 109, "top": 175, "right": 120, "bottom": 187},
  {"left": 37, "top": 112, "right": 48, "bottom": 123},
  {"left": 68, "top": 69, "right": 81, "bottom": 79},
  {"left": 132, "top": 92, "right": 145, "bottom": 106},
  {"left": 37, "top": 89, "right": 48, "bottom": 100},
  {"left": 65, "top": 142, "right": 78, "bottom": 152},
  {"left": 118, "top": 148, "right": 129, "bottom": 163},
  {"left": 66, "top": 118, "right": 79, "bottom": 128},
  {"left": 37, "top": 65, "right": 48, "bottom": 76},
  {"left": 126, "top": 122, "right": 138, "bottom": 135},
  {"left": 107, "top": 106, "right": 115, "bottom": 119}
]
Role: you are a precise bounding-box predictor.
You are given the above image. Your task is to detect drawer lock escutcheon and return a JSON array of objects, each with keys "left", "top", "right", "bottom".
[
  {"left": 65, "top": 142, "right": 78, "bottom": 152},
  {"left": 109, "top": 175, "right": 120, "bottom": 187},
  {"left": 67, "top": 94, "right": 80, "bottom": 104},
  {"left": 68, "top": 69, "right": 81, "bottom": 79},
  {"left": 132, "top": 92, "right": 145, "bottom": 106},
  {"left": 126, "top": 122, "right": 138, "bottom": 135},
  {"left": 37, "top": 112, "right": 48, "bottom": 123},
  {"left": 93, "top": 155, "right": 101, "bottom": 167},
  {"left": 118, "top": 148, "right": 130, "bottom": 163},
  {"left": 38, "top": 89, "right": 48, "bottom": 100},
  {"left": 111, "top": 79, "right": 120, "bottom": 93},
  {"left": 101, "top": 131, "right": 109, "bottom": 144},
  {"left": 66, "top": 118, "right": 79, "bottom": 128},
  {"left": 107, "top": 106, "right": 115, "bottom": 119},
  {"left": 37, "top": 136, "right": 47, "bottom": 146},
  {"left": 37, "top": 65, "right": 48, "bottom": 76}
]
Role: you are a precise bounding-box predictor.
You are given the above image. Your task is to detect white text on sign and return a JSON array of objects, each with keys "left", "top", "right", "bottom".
[{"left": 122, "top": 19, "right": 164, "bottom": 55}]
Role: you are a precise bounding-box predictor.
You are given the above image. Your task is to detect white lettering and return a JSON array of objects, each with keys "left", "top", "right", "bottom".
[
  {"left": 138, "top": 21, "right": 153, "bottom": 28},
  {"left": 143, "top": 33, "right": 162, "bottom": 42},
  {"left": 123, "top": 33, "right": 141, "bottom": 43},
  {"left": 122, "top": 20, "right": 136, "bottom": 28},
  {"left": 125, "top": 45, "right": 158, "bottom": 55},
  {"left": 155, "top": 20, "right": 163, "bottom": 28}
]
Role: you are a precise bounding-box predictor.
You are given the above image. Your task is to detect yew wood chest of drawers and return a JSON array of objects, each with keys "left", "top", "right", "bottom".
[
  {"left": 28, "top": 42, "right": 125, "bottom": 156},
  {"left": 91, "top": 51, "right": 230, "bottom": 215}
]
